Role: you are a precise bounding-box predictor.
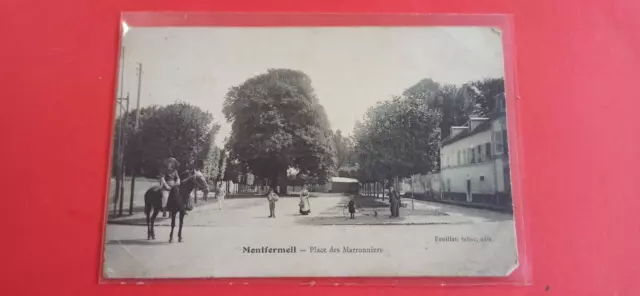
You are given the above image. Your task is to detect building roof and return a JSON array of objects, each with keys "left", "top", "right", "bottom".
[
  {"left": 441, "top": 93, "right": 506, "bottom": 146},
  {"left": 441, "top": 118, "right": 494, "bottom": 146},
  {"left": 331, "top": 177, "right": 359, "bottom": 183}
]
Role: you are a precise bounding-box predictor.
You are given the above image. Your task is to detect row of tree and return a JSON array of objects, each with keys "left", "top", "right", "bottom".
[
  {"left": 112, "top": 102, "right": 245, "bottom": 187},
  {"left": 334, "top": 77, "right": 504, "bottom": 188},
  {"left": 113, "top": 69, "right": 503, "bottom": 198}
]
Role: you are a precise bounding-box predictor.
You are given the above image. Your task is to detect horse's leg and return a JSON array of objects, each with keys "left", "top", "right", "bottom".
[
  {"left": 178, "top": 211, "right": 185, "bottom": 243},
  {"left": 144, "top": 202, "right": 151, "bottom": 240},
  {"left": 169, "top": 211, "right": 176, "bottom": 243},
  {"left": 150, "top": 206, "right": 160, "bottom": 240},
  {"left": 145, "top": 212, "right": 151, "bottom": 240}
]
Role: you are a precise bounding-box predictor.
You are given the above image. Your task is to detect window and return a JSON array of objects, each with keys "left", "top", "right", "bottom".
[
  {"left": 457, "top": 150, "right": 461, "bottom": 166},
  {"left": 485, "top": 143, "right": 492, "bottom": 159},
  {"left": 476, "top": 145, "right": 482, "bottom": 162},
  {"left": 465, "top": 148, "right": 473, "bottom": 164},
  {"left": 470, "top": 147, "right": 475, "bottom": 163},
  {"left": 503, "top": 130, "right": 509, "bottom": 154},
  {"left": 480, "top": 176, "right": 485, "bottom": 181},
  {"left": 462, "top": 150, "right": 466, "bottom": 165},
  {"left": 493, "top": 131, "right": 504, "bottom": 155}
]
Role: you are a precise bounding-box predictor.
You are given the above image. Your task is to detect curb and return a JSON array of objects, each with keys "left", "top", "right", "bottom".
[{"left": 107, "top": 219, "right": 472, "bottom": 227}]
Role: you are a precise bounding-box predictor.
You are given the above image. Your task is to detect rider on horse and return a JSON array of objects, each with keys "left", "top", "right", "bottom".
[{"left": 159, "top": 157, "right": 180, "bottom": 216}]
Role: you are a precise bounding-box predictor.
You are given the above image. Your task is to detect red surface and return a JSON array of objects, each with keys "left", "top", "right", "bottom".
[{"left": 1, "top": 1, "right": 639, "bottom": 295}]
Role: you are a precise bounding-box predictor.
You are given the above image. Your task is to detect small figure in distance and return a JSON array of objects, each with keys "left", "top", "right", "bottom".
[
  {"left": 216, "top": 183, "right": 226, "bottom": 210},
  {"left": 267, "top": 188, "right": 279, "bottom": 218},
  {"left": 299, "top": 185, "right": 311, "bottom": 215},
  {"left": 348, "top": 195, "right": 356, "bottom": 219}
]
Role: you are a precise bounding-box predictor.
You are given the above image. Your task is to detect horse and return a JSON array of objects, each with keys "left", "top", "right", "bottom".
[{"left": 143, "top": 169, "right": 209, "bottom": 242}]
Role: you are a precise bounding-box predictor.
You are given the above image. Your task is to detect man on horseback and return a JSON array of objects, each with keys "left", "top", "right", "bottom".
[{"left": 159, "top": 157, "right": 180, "bottom": 217}]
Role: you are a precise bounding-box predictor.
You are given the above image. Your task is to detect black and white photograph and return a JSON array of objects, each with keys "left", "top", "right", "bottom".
[{"left": 103, "top": 24, "right": 517, "bottom": 278}]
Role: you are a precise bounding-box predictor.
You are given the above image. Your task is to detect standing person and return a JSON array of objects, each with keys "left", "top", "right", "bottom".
[
  {"left": 348, "top": 195, "right": 356, "bottom": 219},
  {"left": 159, "top": 157, "right": 181, "bottom": 217},
  {"left": 216, "top": 183, "right": 226, "bottom": 210},
  {"left": 267, "top": 188, "right": 279, "bottom": 218},
  {"left": 299, "top": 185, "right": 311, "bottom": 215},
  {"left": 388, "top": 185, "right": 400, "bottom": 218}
]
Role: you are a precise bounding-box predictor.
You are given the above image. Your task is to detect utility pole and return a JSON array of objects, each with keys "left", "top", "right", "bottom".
[
  {"left": 113, "top": 46, "right": 126, "bottom": 218},
  {"left": 129, "top": 63, "right": 142, "bottom": 215},
  {"left": 118, "top": 92, "right": 130, "bottom": 216},
  {"left": 113, "top": 94, "right": 129, "bottom": 217}
]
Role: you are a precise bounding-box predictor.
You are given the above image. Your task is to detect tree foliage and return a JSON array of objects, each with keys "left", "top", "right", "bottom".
[
  {"left": 217, "top": 148, "right": 228, "bottom": 182},
  {"left": 332, "top": 130, "right": 356, "bottom": 168},
  {"left": 222, "top": 69, "right": 336, "bottom": 193},
  {"left": 202, "top": 126, "right": 222, "bottom": 183},
  {"left": 353, "top": 77, "right": 504, "bottom": 184},
  {"left": 112, "top": 105, "right": 158, "bottom": 177},
  {"left": 467, "top": 78, "right": 505, "bottom": 117},
  {"left": 113, "top": 102, "right": 217, "bottom": 179},
  {"left": 354, "top": 96, "right": 442, "bottom": 183}
]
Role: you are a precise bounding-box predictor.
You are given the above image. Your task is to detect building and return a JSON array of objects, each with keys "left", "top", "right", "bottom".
[
  {"left": 310, "top": 177, "right": 359, "bottom": 193},
  {"left": 438, "top": 93, "right": 512, "bottom": 209}
]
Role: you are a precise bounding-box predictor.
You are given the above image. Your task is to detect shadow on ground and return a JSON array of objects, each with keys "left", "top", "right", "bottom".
[{"left": 106, "top": 239, "right": 171, "bottom": 246}]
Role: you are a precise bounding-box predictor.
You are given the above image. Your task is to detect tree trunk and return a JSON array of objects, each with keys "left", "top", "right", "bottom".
[
  {"left": 269, "top": 174, "right": 279, "bottom": 194},
  {"left": 278, "top": 169, "right": 288, "bottom": 195},
  {"left": 129, "top": 171, "right": 136, "bottom": 215}
]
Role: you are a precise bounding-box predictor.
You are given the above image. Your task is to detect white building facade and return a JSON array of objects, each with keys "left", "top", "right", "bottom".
[{"left": 438, "top": 93, "right": 512, "bottom": 209}]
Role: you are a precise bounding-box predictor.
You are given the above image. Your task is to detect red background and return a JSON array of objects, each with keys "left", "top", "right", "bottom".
[{"left": 2, "top": 1, "right": 639, "bottom": 295}]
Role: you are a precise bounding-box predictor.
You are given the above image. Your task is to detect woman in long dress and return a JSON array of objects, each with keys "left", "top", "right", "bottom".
[{"left": 299, "top": 185, "right": 311, "bottom": 215}]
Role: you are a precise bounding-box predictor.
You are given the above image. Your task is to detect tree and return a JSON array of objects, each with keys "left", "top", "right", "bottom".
[
  {"left": 354, "top": 95, "right": 442, "bottom": 184},
  {"left": 136, "top": 102, "right": 216, "bottom": 178},
  {"left": 112, "top": 105, "right": 159, "bottom": 177},
  {"left": 217, "top": 148, "right": 228, "bottom": 183},
  {"left": 332, "top": 129, "right": 356, "bottom": 168},
  {"left": 403, "top": 78, "right": 470, "bottom": 139},
  {"left": 466, "top": 78, "right": 505, "bottom": 116},
  {"left": 403, "top": 77, "right": 505, "bottom": 139},
  {"left": 337, "top": 164, "right": 359, "bottom": 179},
  {"left": 202, "top": 126, "right": 222, "bottom": 184},
  {"left": 223, "top": 69, "right": 336, "bottom": 194}
]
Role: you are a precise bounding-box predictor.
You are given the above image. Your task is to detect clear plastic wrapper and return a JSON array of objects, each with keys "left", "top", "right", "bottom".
[{"left": 100, "top": 12, "right": 530, "bottom": 286}]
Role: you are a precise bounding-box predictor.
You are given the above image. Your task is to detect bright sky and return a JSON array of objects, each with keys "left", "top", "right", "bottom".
[{"left": 118, "top": 26, "right": 504, "bottom": 147}]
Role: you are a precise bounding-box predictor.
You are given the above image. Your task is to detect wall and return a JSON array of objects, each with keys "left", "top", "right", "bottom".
[
  {"left": 407, "top": 173, "right": 441, "bottom": 196},
  {"left": 440, "top": 161, "right": 497, "bottom": 194}
]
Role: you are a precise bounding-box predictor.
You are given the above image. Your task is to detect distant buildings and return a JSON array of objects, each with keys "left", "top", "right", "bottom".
[
  {"left": 311, "top": 177, "right": 359, "bottom": 193},
  {"left": 438, "top": 93, "right": 511, "bottom": 209}
]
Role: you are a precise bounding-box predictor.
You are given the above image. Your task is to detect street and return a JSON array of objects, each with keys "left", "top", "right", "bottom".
[{"left": 103, "top": 193, "right": 517, "bottom": 278}]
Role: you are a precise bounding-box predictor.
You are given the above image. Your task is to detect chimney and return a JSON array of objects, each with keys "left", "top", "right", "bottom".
[
  {"left": 450, "top": 126, "right": 467, "bottom": 138},
  {"left": 469, "top": 117, "right": 489, "bottom": 130}
]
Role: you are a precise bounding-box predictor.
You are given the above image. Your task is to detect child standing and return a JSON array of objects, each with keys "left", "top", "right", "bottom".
[
  {"left": 267, "top": 188, "right": 279, "bottom": 218},
  {"left": 348, "top": 196, "right": 356, "bottom": 219}
]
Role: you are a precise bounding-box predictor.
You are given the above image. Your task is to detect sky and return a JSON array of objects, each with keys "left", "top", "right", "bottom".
[{"left": 117, "top": 26, "right": 505, "bottom": 147}]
